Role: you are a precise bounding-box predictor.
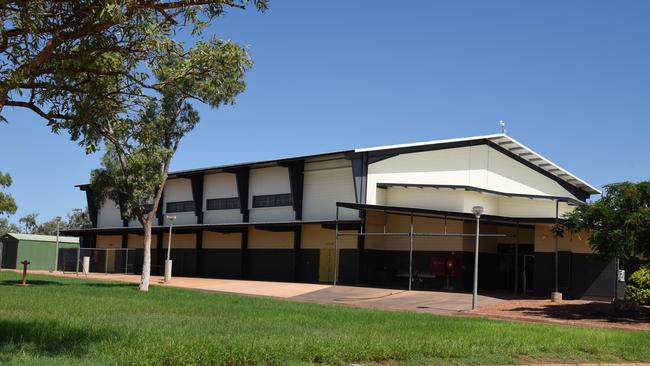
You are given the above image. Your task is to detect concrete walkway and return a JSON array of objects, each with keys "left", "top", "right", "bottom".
[{"left": 14, "top": 270, "right": 503, "bottom": 314}]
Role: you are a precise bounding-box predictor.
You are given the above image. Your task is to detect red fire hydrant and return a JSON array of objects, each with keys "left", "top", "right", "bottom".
[{"left": 20, "top": 260, "right": 30, "bottom": 286}]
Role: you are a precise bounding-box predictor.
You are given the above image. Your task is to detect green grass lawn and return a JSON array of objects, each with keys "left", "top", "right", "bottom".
[{"left": 1, "top": 272, "right": 649, "bottom": 366}]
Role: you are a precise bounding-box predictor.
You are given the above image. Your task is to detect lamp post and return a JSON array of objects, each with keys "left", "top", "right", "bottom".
[
  {"left": 53, "top": 217, "right": 61, "bottom": 272},
  {"left": 471, "top": 206, "right": 484, "bottom": 310},
  {"left": 164, "top": 215, "right": 176, "bottom": 283}
]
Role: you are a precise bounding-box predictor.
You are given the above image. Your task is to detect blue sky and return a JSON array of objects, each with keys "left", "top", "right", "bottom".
[{"left": 1, "top": 1, "right": 648, "bottom": 223}]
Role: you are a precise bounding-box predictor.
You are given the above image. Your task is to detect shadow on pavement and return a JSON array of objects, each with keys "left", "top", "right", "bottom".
[{"left": 506, "top": 302, "right": 650, "bottom": 324}]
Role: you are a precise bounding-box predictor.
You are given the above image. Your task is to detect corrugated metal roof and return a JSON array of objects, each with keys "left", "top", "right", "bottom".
[
  {"left": 488, "top": 135, "right": 601, "bottom": 195},
  {"left": 75, "top": 133, "right": 600, "bottom": 197},
  {"left": 3, "top": 233, "right": 80, "bottom": 244}
]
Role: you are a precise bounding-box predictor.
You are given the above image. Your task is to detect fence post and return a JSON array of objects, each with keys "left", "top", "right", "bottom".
[
  {"left": 125, "top": 249, "right": 129, "bottom": 275},
  {"left": 105, "top": 249, "right": 108, "bottom": 275}
]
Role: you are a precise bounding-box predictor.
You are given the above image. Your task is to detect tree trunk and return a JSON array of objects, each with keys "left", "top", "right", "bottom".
[
  {"left": 137, "top": 171, "right": 168, "bottom": 292},
  {"left": 139, "top": 219, "right": 153, "bottom": 292}
]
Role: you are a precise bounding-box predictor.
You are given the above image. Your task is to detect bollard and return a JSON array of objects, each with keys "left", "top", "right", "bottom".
[
  {"left": 551, "top": 291, "right": 563, "bottom": 303},
  {"left": 20, "top": 260, "right": 30, "bottom": 286},
  {"left": 164, "top": 259, "right": 173, "bottom": 283},
  {"left": 83, "top": 256, "right": 90, "bottom": 275}
]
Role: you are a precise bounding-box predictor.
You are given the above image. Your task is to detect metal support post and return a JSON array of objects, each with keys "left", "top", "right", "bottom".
[
  {"left": 554, "top": 200, "right": 559, "bottom": 293},
  {"left": 471, "top": 206, "right": 483, "bottom": 310},
  {"left": 54, "top": 219, "right": 60, "bottom": 272},
  {"left": 408, "top": 213, "right": 414, "bottom": 291},
  {"left": 514, "top": 221, "right": 519, "bottom": 295},
  {"left": 334, "top": 206, "right": 340, "bottom": 286}
]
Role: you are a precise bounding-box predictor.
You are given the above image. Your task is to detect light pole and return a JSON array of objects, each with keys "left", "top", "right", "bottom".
[
  {"left": 471, "top": 206, "right": 484, "bottom": 310},
  {"left": 164, "top": 215, "right": 176, "bottom": 283},
  {"left": 53, "top": 217, "right": 61, "bottom": 272}
]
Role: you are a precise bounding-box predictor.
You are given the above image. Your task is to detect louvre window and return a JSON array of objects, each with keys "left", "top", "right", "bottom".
[
  {"left": 166, "top": 200, "right": 195, "bottom": 213},
  {"left": 252, "top": 193, "right": 292, "bottom": 208},
  {"left": 206, "top": 197, "right": 240, "bottom": 210}
]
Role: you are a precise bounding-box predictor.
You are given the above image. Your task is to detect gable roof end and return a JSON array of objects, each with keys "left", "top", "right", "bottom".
[{"left": 355, "top": 133, "right": 601, "bottom": 197}]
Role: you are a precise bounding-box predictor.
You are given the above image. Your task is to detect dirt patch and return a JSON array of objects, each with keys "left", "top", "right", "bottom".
[{"left": 474, "top": 299, "right": 650, "bottom": 331}]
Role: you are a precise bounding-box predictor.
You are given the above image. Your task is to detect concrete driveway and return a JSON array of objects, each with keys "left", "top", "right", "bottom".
[
  {"left": 12, "top": 270, "right": 504, "bottom": 315},
  {"left": 292, "top": 285, "right": 502, "bottom": 314}
]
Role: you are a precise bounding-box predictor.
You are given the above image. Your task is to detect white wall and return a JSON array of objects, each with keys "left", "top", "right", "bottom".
[
  {"left": 384, "top": 186, "right": 574, "bottom": 218},
  {"left": 97, "top": 199, "right": 122, "bottom": 228},
  {"left": 384, "top": 187, "right": 466, "bottom": 213},
  {"left": 163, "top": 178, "right": 196, "bottom": 225},
  {"left": 302, "top": 159, "right": 357, "bottom": 220},
  {"left": 367, "top": 145, "right": 579, "bottom": 216},
  {"left": 498, "top": 196, "right": 573, "bottom": 218},
  {"left": 203, "top": 173, "right": 243, "bottom": 224},
  {"left": 249, "top": 166, "right": 294, "bottom": 222},
  {"left": 486, "top": 147, "right": 574, "bottom": 198}
]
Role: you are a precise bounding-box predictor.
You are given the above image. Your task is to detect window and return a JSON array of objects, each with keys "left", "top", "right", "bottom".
[
  {"left": 252, "top": 193, "right": 292, "bottom": 208},
  {"left": 166, "top": 200, "right": 195, "bottom": 213},
  {"left": 206, "top": 197, "right": 240, "bottom": 210}
]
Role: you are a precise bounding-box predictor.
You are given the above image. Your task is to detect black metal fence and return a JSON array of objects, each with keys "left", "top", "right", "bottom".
[{"left": 58, "top": 248, "right": 138, "bottom": 275}]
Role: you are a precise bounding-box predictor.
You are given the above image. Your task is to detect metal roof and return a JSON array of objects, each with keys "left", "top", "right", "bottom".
[
  {"left": 2, "top": 233, "right": 80, "bottom": 244},
  {"left": 355, "top": 133, "right": 506, "bottom": 152},
  {"left": 489, "top": 134, "right": 600, "bottom": 195},
  {"left": 60, "top": 219, "right": 361, "bottom": 235},
  {"left": 76, "top": 133, "right": 599, "bottom": 196}
]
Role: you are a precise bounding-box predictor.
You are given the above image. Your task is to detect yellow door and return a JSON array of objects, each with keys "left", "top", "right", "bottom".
[
  {"left": 318, "top": 248, "right": 339, "bottom": 283},
  {"left": 106, "top": 250, "right": 116, "bottom": 272}
]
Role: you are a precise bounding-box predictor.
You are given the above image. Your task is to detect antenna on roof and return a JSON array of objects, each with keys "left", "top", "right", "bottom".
[{"left": 499, "top": 120, "right": 507, "bottom": 134}]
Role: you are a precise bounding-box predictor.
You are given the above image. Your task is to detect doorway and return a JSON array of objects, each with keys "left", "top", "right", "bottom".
[
  {"left": 523, "top": 254, "right": 535, "bottom": 294},
  {"left": 318, "top": 248, "right": 338, "bottom": 283},
  {"left": 497, "top": 244, "right": 534, "bottom": 293},
  {"left": 106, "top": 249, "right": 116, "bottom": 272}
]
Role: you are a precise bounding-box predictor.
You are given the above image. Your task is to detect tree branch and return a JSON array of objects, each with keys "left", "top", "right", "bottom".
[{"left": 3, "top": 100, "right": 69, "bottom": 120}]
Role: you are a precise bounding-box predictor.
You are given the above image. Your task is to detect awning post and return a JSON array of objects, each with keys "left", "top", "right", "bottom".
[
  {"left": 554, "top": 199, "right": 559, "bottom": 294},
  {"left": 334, "top": 205, "right": 340, "bottom": 286},
  {"left": 408, "top": 213, "right": 414, "bottom": 291},
  {"left": 514, "top": 221, "right": 519, "bottom": 295},
  {"left": 471, "top": 206, "right": 484, "bottom": 310}
]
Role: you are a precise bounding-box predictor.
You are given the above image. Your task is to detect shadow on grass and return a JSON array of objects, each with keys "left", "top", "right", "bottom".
[
  {"left": 0, "top": 280, "right": 65, "bottom": 287},
  {"left": 0, "top": 319, "right": 114, "bottom": 357},
  {"left": 78, "top": 282, "right": 137, "bottom": 289},
  {"left": 507, "top": 302, "right": 650, "bottom": 324}
]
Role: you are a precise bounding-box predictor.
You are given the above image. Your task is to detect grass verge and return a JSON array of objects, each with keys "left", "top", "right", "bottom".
[{"left": 0, "top": 271, "right": 648, "bottom": 365}]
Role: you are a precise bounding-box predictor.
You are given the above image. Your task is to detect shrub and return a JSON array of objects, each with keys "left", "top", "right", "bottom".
[{"left": 626, "top": 265, "right": 650, "bottom": 305}]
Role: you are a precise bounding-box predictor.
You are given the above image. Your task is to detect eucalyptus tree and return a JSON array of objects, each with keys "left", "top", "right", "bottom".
[
  {"left": 0, "top": 0, "right": 267, "bottom": 150},
  {"left": 559, "top": 181, "right": 650, "bottom": 259},
  {"left": 0, "top": 218, "right": 20, "bottom": 236},
  {"left": 0, "top": 171, "right": 17, "bottom": 216},
  {"left": 1, "top": 0, "right": 267, "bottom": 291},
  {"left": 91, "top": 41, "right": 252, "bottom": 291}
]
